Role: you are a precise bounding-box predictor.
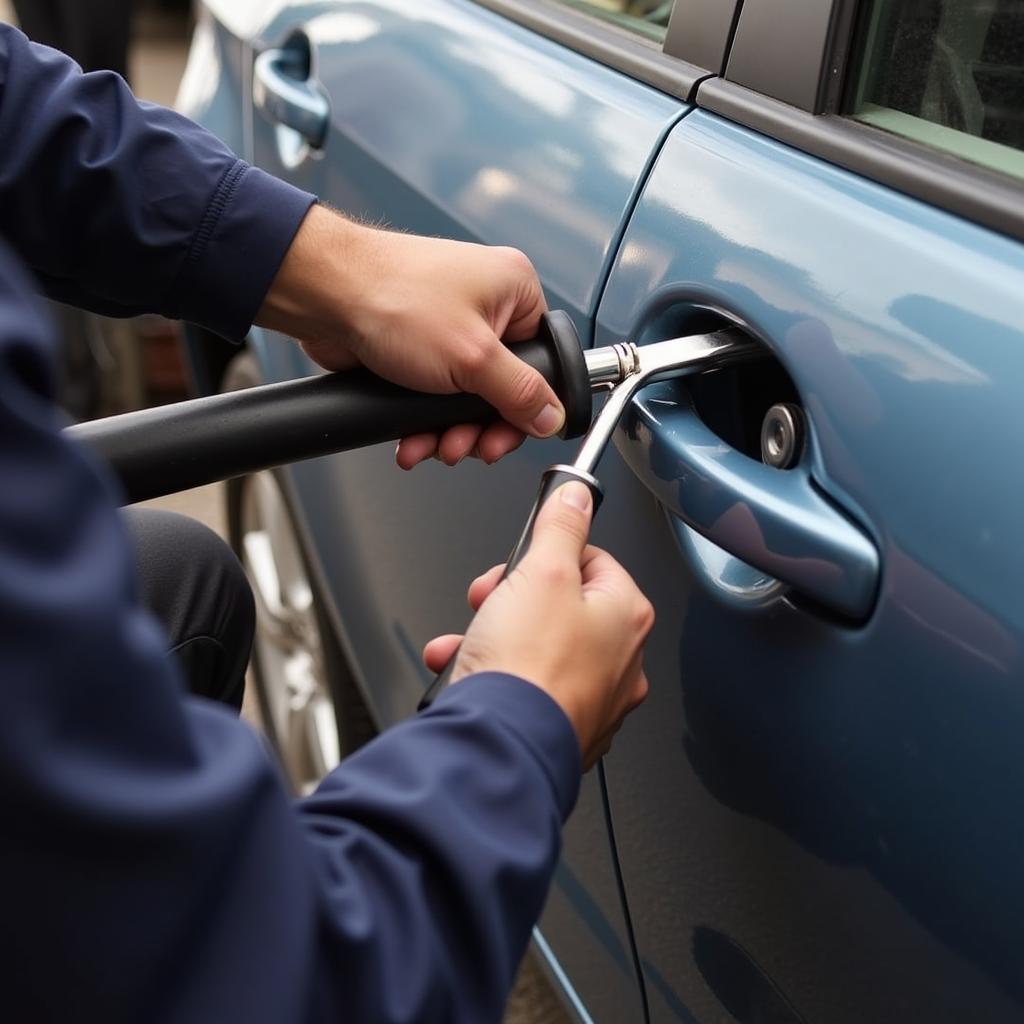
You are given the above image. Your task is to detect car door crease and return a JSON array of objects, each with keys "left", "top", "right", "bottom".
[
  {"left": 587, "top": 104, "right": 709, "bottom": 1024},
  {"left": 589, "top": 104, "right": 698, "bottom": 333}
]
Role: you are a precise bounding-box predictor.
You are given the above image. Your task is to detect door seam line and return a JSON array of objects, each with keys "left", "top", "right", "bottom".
[
  {"left": 589, "top": 105, "right": 703, "bottom": 1024},
  {"left": 588, "top": 103, "right": 698, "bottom": 337}
]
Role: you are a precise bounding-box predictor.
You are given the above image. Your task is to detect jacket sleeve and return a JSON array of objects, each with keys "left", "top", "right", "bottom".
[
  {"left": 0, "top": 23, "right": 315, "bottom": 340},
  {"left": 0, "top": 239, "right": 581, "bottom": 1024}
]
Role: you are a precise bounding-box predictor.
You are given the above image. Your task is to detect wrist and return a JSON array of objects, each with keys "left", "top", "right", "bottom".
[
  {"left": 454, "top": 653, "right": 588, "bottom": 761},
  {"left": 255, "top": 204, "right": 371, "bottom": 347},
  {"left": 433, "top": 672, "right": 583, "bottom": 816}
]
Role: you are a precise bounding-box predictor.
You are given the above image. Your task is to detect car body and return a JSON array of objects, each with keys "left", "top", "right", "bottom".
[{"left": 178, "top": 2, "right": 1024, "bottom": 1021}]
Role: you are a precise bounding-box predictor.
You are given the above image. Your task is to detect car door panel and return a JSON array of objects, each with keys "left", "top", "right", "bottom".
[
  {"left": 251, "top": 0, "right": 683, "bottom": 330},
  {"left": 593, "top": 109, "right": 1024, "bottom": 1022}
]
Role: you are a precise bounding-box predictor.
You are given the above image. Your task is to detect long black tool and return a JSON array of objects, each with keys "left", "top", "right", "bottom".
[{"left": 67, "top": 312, "right": 592, "bottom": 505}]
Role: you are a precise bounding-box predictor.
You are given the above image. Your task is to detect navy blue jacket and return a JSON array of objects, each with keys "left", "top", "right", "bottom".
[{"left": 0, "top": 25, "right": 580, "bottom": 1022}]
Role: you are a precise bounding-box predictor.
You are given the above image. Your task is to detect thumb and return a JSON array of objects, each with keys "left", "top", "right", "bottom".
[
  {"left": 521, "top": 480, "right": 593, "bottom": 573},
  {"left": 461, "top": 337, "right": 565, "bottom": 438}
]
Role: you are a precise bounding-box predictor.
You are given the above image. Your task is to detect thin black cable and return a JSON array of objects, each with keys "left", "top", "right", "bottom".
[{"left": 597, "top": 759, "right": 651, "bottom": 1023}]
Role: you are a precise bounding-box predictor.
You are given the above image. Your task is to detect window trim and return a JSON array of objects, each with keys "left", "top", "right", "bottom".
[
  {"left": 696, "top": 77, "right": 1024, "bottom": 244},
  {"left": 471, "top": 0, "right": 711, "bottom": 103},
  {"left": 662, "top": 0, "right": 743, "bottom": 75},
  {"left": 723, "top": 0, "right": 859, "bottom": 113}
]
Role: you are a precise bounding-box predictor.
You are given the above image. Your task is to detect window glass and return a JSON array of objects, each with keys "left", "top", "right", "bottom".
[
  {"left": 848, "top": 0, "right": 1024, "bottom": 181},
  {"left": 554, "top": 1, "right": 674, "bottom": 43}
]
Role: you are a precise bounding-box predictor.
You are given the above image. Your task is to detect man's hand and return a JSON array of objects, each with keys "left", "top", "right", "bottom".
[
  {"left": 423, "top": 482, "right": 653, "bottom": 770},
  {"left": 256, "top": 205, "right": 564, "bottom": 468}
]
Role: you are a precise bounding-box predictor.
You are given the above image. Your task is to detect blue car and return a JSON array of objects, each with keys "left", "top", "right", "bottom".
[{"left": 178, "top": 2, "right": 1024, "bottom": 1021}]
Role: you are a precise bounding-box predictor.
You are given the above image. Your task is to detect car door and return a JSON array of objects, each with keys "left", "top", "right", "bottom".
[
  {"left": 592, "top": 1, "right": 1024, "bottom": 1021},
  {"left": 240, "top": 1, "right": 715, "bottom": 1020}
]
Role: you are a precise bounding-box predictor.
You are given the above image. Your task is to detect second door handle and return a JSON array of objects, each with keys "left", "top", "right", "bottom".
[{"left": 254, "top": 45, "right": 329, "bottom": 148}]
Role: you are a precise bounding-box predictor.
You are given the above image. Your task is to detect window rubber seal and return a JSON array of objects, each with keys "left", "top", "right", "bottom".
[
  {"left": 470, "top": 0, "right": 711, "bottom": 103},
  {"left": 696, "top": 77, "right": 1024, "bottom": 245}
]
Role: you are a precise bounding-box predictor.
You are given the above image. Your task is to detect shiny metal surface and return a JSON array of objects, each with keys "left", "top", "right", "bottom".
[
  {"left": 583, "top": 342, "right": 638, "bottom": 389},
  {"left": 241, "top": 470, "right": 340, "bottom": 795},
  {"left": 760, "top": 402, "right": 804, "bottom": 469},
  {"left": 595, "top": 110, "right": 1024, "bottom": 1023},
  {"left": 576, "top": 330, "right": 756, "bottom": 475}
]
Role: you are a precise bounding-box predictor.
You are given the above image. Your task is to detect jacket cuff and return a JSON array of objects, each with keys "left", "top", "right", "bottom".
[
  {"left": 172, "top": 162, "right": 316, "bottom": 341},
  {"left": 431, "top": 673, "right": 582, "bottom": 821}
]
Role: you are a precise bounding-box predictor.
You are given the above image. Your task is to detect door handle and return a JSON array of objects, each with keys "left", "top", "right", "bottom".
[
  {"left": 253, "top": 46, "right": 329, "bottom": 148},
  {"left": 616, "top": 382, "right": 879, "bottom": 620}
]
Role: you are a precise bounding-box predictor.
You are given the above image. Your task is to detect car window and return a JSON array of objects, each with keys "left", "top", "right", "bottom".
[
  {"left": 848, "top": 0, "right": 1024, "bottom": 181},
  {"left": 553, "top": 1, "right": 674, "bottom": 42}
]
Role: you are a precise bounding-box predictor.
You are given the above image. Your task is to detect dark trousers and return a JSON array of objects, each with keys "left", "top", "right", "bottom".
[
  {"left": 123, "top": 508, "right": 255, "bottom": 710},
  {"left": 12, "top": 0, "right": 135, "bottom": 81}
]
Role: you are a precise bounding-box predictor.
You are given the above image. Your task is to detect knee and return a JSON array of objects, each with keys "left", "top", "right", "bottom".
[{"left": 122, "top": 508, "right": 255, "bottom": 671}]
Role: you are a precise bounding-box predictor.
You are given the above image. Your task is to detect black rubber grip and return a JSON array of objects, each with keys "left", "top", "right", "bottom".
[
  {"left": 417, "top": 466, "right": 604, "bottom": 710},
  {"left": 66, "top": 312, "right": 591, "bottom": 505}
]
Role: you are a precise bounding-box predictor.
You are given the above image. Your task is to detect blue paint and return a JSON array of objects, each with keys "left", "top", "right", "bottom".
[
  {"left": 597, "top": 111, "right": 1024, "bottom": 1022},
  {"left": 253, "top": 0, "right": 680, "bottom": 332},
  {"left": 617, "top": 382, "right": 879, "bottom": 619}
]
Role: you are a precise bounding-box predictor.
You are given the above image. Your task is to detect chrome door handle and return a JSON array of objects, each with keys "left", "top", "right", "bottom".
[
  {"left": 616, "top": 383, "right": 879, "bottom": 620},
  {"left": 253, "top": 47, "right": 329, "bottom": 148}
]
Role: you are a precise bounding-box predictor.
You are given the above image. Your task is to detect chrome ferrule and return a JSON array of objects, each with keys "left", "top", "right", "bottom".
[
  {"left": 584, "top": 342, "right": 640, "bottom": 389},
  {"left": 572, "top": 329, "right": 758, "bottom": 476}
]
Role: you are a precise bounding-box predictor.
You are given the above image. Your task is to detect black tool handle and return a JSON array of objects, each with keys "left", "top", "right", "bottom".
[
  {"left": 66, "top": 311, "right": 591, "bottom": 505},
  {"left": 417, "top": 465, "right": 603, "bottom": 710}
]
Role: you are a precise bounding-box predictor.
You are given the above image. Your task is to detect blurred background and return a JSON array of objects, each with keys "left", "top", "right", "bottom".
[
  {"left": 0, "top": 1, "right": 227, "bottom": 548},
  {"left": 0, "top": 0, "right": 194, "bottom": 422}
]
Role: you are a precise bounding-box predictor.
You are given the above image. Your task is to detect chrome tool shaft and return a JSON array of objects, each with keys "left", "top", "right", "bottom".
[{"left": 575, "top": 329, "right": 756, "bottom": 475}]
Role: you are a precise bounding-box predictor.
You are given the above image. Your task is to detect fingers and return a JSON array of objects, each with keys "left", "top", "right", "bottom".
[
  {"left": 422, "top": 634, "right": 463, "bottom": 673},
  {"left": 496, "top": 251, "right": 547, "bottom": 343},
  {"left": 579, "top": 546, "right": 655, "bottom": 635},
  {"left": 396, "top": 433, "right": 438, "bottom": 470},
  {"left": 475, "top": 421, "right": 526, "bottom": 463},
  {"left": 467, "top": 563, "right": 506, "bottom": 610},
  {"left": 519, "top": 481, "right": 592, "bottom": 579},
  {"left": 626, "top": 661, "right": 650, "bottom": 712},
  {"left": 396, "top": 425, "right": 483, "bottom": 469},
  {"left": 457, "top": 335, "right": 565, "bottom": 439},
  {"left": 296, "top": 337, "right": 361, "bottom": 373},
  {"left": 396, "top": 423, "right": 526, "bottom": 470},
  {"left": 436, "top": 424, "right": 484, "bottom": 465},
  {"left": 581, "top": 662, "right": 649, "bottom": 771}
]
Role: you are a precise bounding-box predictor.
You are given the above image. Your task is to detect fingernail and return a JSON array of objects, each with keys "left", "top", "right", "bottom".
[
  {"left": 560, "top": 481, "right": 591, "bottom": 513},
  {"left": 532, "top": 403, "right": 564, "bottom": 437}
]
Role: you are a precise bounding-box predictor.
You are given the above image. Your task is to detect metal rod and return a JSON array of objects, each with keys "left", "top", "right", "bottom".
[
  {"left": 574, "top": 329, "right": 756, "bottom": 474},
  {"left": 583, "top": 342, "right": 639, "bottom": 388}
]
